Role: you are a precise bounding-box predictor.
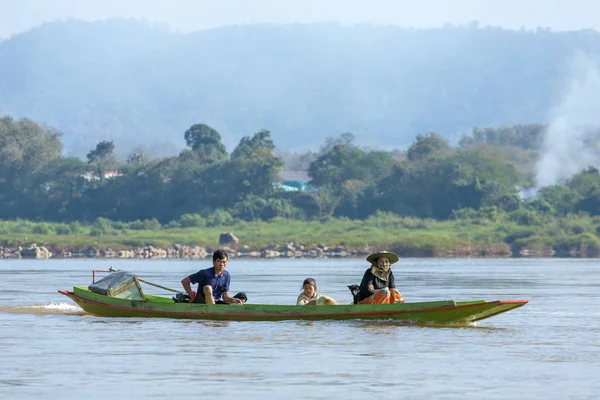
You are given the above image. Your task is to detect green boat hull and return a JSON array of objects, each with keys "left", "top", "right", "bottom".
[{"left": 59, "top": 286, "right": 528, "bottom": 324}]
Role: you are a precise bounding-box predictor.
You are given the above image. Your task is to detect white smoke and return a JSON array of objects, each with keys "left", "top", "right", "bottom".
[{"left": 536, "top": 53, "right": 600, "bottom": 187}]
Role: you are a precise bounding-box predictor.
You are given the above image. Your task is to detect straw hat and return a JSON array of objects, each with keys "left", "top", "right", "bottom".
[{"left": 366, "top": 251, "right": 399, "bottom": 265}]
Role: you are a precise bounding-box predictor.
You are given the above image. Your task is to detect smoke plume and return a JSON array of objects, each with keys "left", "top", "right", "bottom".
[{"left": 536, "top": 53, "right": 600, "bottom": 187}]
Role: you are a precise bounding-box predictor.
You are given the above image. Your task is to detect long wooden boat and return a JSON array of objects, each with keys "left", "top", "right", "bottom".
[{"left": 58, "top": 285, "right": 528, "bottom": 324}]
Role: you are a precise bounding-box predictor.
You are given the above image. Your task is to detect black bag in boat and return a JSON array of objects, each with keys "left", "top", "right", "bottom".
[
  {"left": 172, "top": 292, "right": 191, "bottom": 303},
  {"left": 233, "top": 292, "right": 248, "bottom": 302}
]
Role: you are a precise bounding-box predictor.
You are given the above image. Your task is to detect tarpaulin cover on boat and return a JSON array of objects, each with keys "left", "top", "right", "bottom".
[{"left": 88, "top": 270, "right": 145, "bottom": 300}]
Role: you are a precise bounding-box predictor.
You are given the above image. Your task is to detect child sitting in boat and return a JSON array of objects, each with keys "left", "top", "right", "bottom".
[{"left": 297, "top": 278, "right": 339, "bottom": 305}]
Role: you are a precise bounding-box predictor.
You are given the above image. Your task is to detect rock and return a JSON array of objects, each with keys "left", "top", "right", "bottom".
[
  {"left": 261, "top": 249, "right": 281, "bottom": 258},
  {"left": 219, "top": 232, "right": 239, "bottom": 246},
  {"left": 20, "top": 245, "right": 52, "bottom": 259},
  {"left": 220, "top": 246, "right": 234, "bottom": 255},
  {"left": 85, "top": 246, "right": 100, "bottom": 257},
  {"left": 183, "top": 246, "right": 207, "bottom": 259},
  {"left": 519, "top": 247, "right": 556, "bottom": 257},
  {"left": 280, "top": 243, "right": 296, "bottom": 252},
  {"left": 238, "top": 245, "right": 251, "bottom": 253}
]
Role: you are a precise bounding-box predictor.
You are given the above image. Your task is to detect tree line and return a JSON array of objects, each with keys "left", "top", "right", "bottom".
[{"left": 1, "top": 115, "right": 599, "bottom": 225}]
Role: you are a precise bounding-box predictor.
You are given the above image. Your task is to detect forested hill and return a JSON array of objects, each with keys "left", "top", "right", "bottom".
[{"left": 1, "top": 20, "right": 599, "bottom": 156}]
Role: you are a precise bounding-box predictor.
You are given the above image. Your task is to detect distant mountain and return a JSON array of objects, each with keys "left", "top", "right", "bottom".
[{"left": 1, "top": 20, "right": 599, "bottom": 156}]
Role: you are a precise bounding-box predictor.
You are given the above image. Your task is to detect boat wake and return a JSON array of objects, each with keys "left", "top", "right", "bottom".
[{"left": 0, "top": 302, "right": 87, "bottom": 316}]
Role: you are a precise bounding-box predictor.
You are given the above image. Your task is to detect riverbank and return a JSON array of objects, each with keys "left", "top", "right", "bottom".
[
  {"left": 0, "top": 241, "right": 523, "bottom": 259},
  {"left": 1, "top": 215, "right": 599, "bottom": 259}
]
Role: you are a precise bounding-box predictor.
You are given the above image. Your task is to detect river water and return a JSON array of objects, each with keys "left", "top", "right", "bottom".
[{"left": 0, "top": 258, "right": 598, "bottom": 399}]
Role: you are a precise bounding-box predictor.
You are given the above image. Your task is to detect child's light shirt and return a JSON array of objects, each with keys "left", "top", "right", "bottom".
[{"left": 297, "top": 292, "right": 323, "bottom": 305}]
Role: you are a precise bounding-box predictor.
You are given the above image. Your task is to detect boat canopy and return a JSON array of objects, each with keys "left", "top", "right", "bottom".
[{"left": 89, "top": 270, "right": 145, "bottom": 301}]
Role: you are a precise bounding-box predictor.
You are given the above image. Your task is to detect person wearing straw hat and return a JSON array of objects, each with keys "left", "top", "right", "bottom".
[{"left": 356, "top": 251, "right": 405, "bottom": 304}]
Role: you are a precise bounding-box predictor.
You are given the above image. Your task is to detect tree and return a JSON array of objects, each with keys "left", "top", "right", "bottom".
[
  {"left": 86, "top": 140, "right": 116, "bottom": 183},
  {"left": 229, "top": 130, "right": 284, "bottom": 198},
  {"left": 309, "top": 143, "right": 367, "bottom": 188},
  {"left": 537, "top": 185, "right": 579, "bottom": 216},
  {"left": 0, "top": 116, "right": 63, "bottom": 177},
  {"left": 407, "top": 132, "right": 452, "bottom": 162},
  {"left": 460, "top": 125, "right": 545, "bottom": 150},
  {"left": 126, "top": 147, "right": 150, "bottom": 166},
  {"left": 183, "top": 123, "right": 227, "bottom": 164},
  {"left": 308, "top": 186, "right": 343, "bottom": 218},
  {"left": 568, "top": 167, "right": 600, "bottom": 216},
  {"left": 34, "top": 156, "right": 87, "bottom": 219},
  {"left": 375, "top": 147, "right": 521, "bottom": 219},
  {"left": 318, "top": 132, "right": 356, "bottom": 154},
  {"left": 86, "top": 141, "right": 114, "bottom": 162},
  {"left": 0, "top": 116, "right": 64, "bottom": 218},
  {"left": 308, "top": 136, "right": 395, "bottom": 217}
]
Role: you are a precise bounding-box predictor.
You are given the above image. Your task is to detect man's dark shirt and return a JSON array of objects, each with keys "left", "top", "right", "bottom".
[{"left": 188, "top": 267, "right": 230, "bottom": 303}]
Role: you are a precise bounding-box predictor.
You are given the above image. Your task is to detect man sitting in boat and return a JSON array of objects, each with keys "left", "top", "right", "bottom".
[
  {"left": 355, "top": 251, "right": 406, "bottom": 304},
  {"left": 181, "top": 249, "right": 244, "bottom": 305}
]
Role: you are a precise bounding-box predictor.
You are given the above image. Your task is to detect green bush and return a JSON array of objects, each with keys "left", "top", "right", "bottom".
[
  {"left": 451, "top": 208, "right": 479, "bottom": 221},
  {"left": 92, "top": 217, "right": 112, "bottom": 233},
  {"left": 365, "top": 211, "right": 404, "bottom": 227},
  {"left": 528, "top": 199, "right": 555, "bottom": 214},
  {"left": 110, "top": 221, "right": 127, "bottom": 230},
  {"left": 89, "top": 227, "right": 104, "bottom": 237},
  {"left": 264, "top": 198, "right": 299, "bottom": 220},
  {"left": 508, "top": 209, "right": 541, "bottom": 226},
  {"left": 497, "top": 195, "right": 521, "bottom": 212},
  {"left": 32, "top": 223, "right": 53, "bottom": 235},
  {"left": 401, "top": 216, "right": 430, "bottom": 230},
  {"left": 145, "top": 218, "right": 162, "bottom": 230},
  {"left": 69, "top": 221, "right": 83, "bottom": 234},
  {"left": 554, "top": 233, "right": 600, "bottom": 254},
  {"left": 128, "top": 218, "right": 162, "bottom": 231},
  {"left": 164, "top": 220, "right": 182, "bottom": 229},
  {"left": 504, "top": 229, "right": 536, "bottom": 244},
  {"left": 178, "top": 213, "right": 206, "bottom": 228},
  {"left": 206, "top": 209, "right": 234, "bottom": 227},
  {"left": 13, "top": 221, "right": 34, "bottom": 233},
  {"left": 232, "top": 196, "right": 267, "bottom": 221},
  {"left": 511, "top": 235, "right": 551, "bottom": 252},
  {"left": 55, "top": 225, "right": 71, "bottom": 235}
]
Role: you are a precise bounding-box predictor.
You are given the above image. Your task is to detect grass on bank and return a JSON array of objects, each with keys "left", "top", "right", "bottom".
[{"left": 1, "top": 211, "right": 599, "bottom": 256}]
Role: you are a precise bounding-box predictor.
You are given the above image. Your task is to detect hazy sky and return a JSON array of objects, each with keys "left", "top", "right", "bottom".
[{"left": 1, "top": 0, "right": 599, "bottom": 38}]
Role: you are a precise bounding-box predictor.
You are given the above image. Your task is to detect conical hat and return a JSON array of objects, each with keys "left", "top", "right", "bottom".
[{"left": 366, "top": 251, "right": 399, "bottom": 265}]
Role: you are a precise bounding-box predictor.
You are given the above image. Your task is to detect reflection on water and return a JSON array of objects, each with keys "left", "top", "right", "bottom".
[
  {"left": 1, "top": 258, "right": 599, "bottom": 399},
  {"left": 350, "top": 319, "right": 507, "bottom": 331},
  {"left": 87, "top": 319, "right": 146, "bottom": 325}
]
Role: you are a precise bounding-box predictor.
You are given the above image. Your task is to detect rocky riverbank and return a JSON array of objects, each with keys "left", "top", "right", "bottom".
[{"left": 0, "top": 242, "right": 570, "bottom": 259}]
